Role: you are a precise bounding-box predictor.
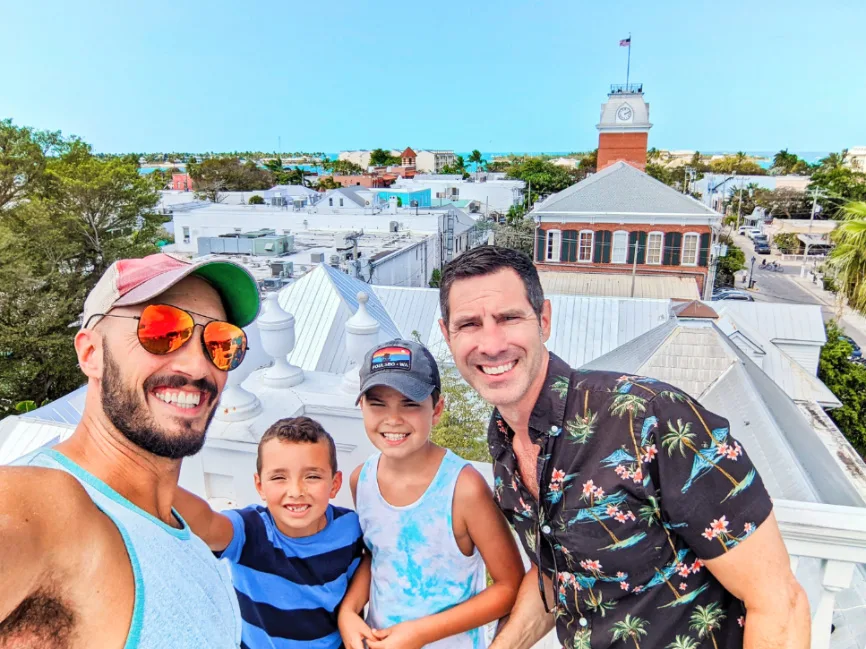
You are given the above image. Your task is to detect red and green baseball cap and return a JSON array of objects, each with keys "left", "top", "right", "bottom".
[{"left": 82, "top": 253, "right": 260, "bottom": 329}]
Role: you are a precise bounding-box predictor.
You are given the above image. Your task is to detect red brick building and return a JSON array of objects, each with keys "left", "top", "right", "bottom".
[{"left": 531, "top": 86, "right": 721, "bottom": 298}]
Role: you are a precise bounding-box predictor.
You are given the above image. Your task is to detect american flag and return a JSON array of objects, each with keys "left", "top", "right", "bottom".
[{"left": 619, "top": 37, "right": 631, "bottom": 46}]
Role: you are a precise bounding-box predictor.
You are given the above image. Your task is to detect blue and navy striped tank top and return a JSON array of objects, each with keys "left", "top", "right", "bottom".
[{"left": 219, "top": 504, "right": 364, "bottom": 649}]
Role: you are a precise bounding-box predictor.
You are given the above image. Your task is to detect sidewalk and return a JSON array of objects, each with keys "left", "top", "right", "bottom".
[{"left": 789, "top": 274, "right": 866, "bottom": 342}]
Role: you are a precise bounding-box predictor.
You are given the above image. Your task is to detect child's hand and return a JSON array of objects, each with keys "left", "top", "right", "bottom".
[
  {"left": 338, "top": 609, "right": 375, "bottom": 649},
  {"left": 366, "top": 621, "right": 426, "bottom": 649}
]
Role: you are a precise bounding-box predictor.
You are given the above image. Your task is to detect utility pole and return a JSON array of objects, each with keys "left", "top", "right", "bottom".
[
  {"left": 800, "top": 188, "right": 821, "bottom": 278},
  {"left": 630, "top": 240, "right": 639, "bottom": 297}
]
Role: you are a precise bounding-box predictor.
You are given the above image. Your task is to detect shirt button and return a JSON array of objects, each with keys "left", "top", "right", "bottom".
[
  {"left": 550, "top": 425, "right": 558, "bottom": 433},
  {"left": 579, "top": 617, "right": 588, "bottom": 627},
  {"left": 541, "top": 525, "right": 551, "bottom": 535}
]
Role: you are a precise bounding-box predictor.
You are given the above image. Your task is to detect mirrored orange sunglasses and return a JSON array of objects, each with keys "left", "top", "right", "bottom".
[{"left": 86, "top": 304, "right": 248, "bottom": 371}]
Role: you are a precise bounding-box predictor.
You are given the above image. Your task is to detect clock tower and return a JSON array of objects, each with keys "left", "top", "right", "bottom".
[{"left": 596, "top": 84, "right": 652, "bottom": 171}]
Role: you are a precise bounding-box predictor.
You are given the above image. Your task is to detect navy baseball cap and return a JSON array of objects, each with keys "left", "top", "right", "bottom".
[{"left": 356, "top": 338, "right": 441, "bottom": 404}]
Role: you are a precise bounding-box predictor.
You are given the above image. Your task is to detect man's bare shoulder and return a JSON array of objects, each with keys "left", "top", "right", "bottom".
[{"left": 0, "top": 466, "right": 104, "bottom": 542}]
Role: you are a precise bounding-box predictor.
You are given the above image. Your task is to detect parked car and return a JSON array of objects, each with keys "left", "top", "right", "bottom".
[
  {"left": 746, "top": 229, "right": 763, "bottom": 240},
  {"left": 754, "top": 241, "right": 771, "bottom": 254},
  {"left": 839, "top": 335, "right": 862, "bottom": 359},
  {"left": 711, "top": 290, "right": 755, "bottom": 302},
  {"left": 737, "top": 226, "right": 751, "bottom": 236}
]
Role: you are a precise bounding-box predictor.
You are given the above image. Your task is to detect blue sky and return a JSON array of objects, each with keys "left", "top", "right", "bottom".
[{"left": 3, "top": 0, "right": 864, "bottom": 154}]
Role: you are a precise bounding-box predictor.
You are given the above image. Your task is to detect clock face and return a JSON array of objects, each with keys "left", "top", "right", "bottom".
[{"left": 617, "top": 105, "right": 633, "bottom": 121}]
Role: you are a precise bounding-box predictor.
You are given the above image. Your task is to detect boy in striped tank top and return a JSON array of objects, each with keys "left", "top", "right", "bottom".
[
  {"left": 338, "top": 339, "right": 524, "bottom": 649},
  {"left": 174, "top": 417, "right": 364, "bottom": 649}
]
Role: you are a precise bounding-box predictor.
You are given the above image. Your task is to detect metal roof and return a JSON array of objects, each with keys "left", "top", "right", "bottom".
[
  {"left": 533, "top": 161, "right": 719, "bottom": 217},
  {"left": 0, "top": 416, "right": 75, "bottom": 465},
  {"left": 713, "top": 301, "right": 827, "bottom": 344},
  {"left": 539, "top": 271, "right": 700, "bottom": 300},
  {"left": 716, "top": 316, "right": 841, "bottom": 408},
  {"left": 276, "top": 264, "right": 400, "bottom": 373}
]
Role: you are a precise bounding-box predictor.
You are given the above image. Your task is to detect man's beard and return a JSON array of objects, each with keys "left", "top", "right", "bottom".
[{"left": 101, "top": 346, "right": 218, "bottom": 459}]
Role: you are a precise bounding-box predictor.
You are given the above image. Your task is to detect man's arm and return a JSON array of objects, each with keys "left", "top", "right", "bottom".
[
  {"left": 173, "top": 487, "right": 234, "bottom": 552},
  {"left": 0, "top": 469, "right": 55, "bottom": 621},
  {"left": 369, "top": 467, "right": 525, "bottom": 649},
  {"left": 488, "top": 565, "right": 555, "bottom": 649},
  {"left": 704, "top": 512, "right": 810, "bottom": 649}
]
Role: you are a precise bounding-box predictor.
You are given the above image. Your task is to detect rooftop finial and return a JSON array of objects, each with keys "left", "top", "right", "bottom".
[
  {"left": 258, "top": 292, "right": 304, "bottom": 388},
  {"left": 343, "top": 291, "right": 380, "bottom": 393}
]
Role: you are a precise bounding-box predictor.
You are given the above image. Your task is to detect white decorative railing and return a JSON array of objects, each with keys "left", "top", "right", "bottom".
[{"left": 775, "top": 500, "right": 866, "bottom": 649}]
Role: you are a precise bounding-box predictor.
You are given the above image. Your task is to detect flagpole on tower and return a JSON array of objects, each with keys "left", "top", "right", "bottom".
[{"left": 626, "top": 32, "right": 631, "bottom": 88}]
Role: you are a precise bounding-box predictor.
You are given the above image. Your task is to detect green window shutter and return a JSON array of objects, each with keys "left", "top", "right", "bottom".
[
  {"left": 536, "top": 228, "right": 545, "bottom": 262},
  {"left": 592, "top": 231, "right": 604, "bottom": 263},
  {"left": 627, "top": 231, "right": 638, "bottom": 263},
  {"left": 670, "top": 232, "right": 682, "bottom": 265},
  {"left": 563, "top": 230, "right": 578, "bottom": 262},
  {"left": 602, "top": 231, "right": 612, "bottom": 263},
  {"left": 698, "top": 232, "right": 711, "bottom": 266},
  {"left": 663, "top": 232, "right": 676, "bottom": 265},
  {"left": 636, "top": 232, "right": 647, "bottom": 264}
]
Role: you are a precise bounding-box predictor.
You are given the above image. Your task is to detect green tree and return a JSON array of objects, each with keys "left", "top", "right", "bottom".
[
  {"left": 263, "top": 155, "right": 284, "bottom": 174},
  {"left": 771, "top": 149, "right": 810, "bottom": 175},
  {"left": 428, "top": 268, "right": 441, "bottom": 288},
  {"left": 708, "top": 154, "right": 766, "bottom": 175},
  {"left": 714, "top": 235, "right": 746, "bottom": 287},
  {"left": 325, "top": 160, "right": 365, "bottom": 176},
  {"left": 0, "top": 119, "right": 61, "bottom": 210},
  {"left": 505, "top": 158, "right": 585, "bottom": 200},
  {"left": 248, "top": 194, "right": 265, "bottom": 204},
  {"left": 819, "top": 320, "right": 866, "bottom": 457},
  {"left": 430, "top": 363, "right": 491, "bottom": 461},
  {"left": 808, "top": 166, "right": 866, "bottom": 217},
  {"left": 827, "top": 201, "right": 866, "bottom": 314},
  {"left": 188, "top": 157, "right": 274, "bottom": 202},
  {"left": 0, "top": 128, "right": 163, "bottom": 418},
  {"left": 771, "top": 232, "right": 801, "bottom": 253},
  {"left": 468, "top": 149, "right": 484, "bottom": 179},
  {"left": 369, "top": 148, "right": 400, "bottom": 167},
  {"left": 317, "top": 176, "right": 342, "bottom": 190},
  {"left": 494, "top": 215, "right": 534, "bottom": 256}
]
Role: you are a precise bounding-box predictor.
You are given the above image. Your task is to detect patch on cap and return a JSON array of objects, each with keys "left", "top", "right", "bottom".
[{"left": 370, "top": 346, "right": 412, "bottom": 372}]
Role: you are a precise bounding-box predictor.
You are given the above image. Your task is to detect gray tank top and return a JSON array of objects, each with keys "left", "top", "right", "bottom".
[{"left": 14, "top": 448, "right": 241, "bottom": 649}]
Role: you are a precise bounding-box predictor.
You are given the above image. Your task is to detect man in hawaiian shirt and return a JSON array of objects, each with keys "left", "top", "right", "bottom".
[{"left": 438, "top": 246, "right": 809, "bottom": 649}]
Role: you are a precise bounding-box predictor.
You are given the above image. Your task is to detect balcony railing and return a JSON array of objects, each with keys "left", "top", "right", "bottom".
[
  {"left": 610, "top": 83, "right": 643, "bottom": 94},
  {"left": 776, "top": 500, "right": 866, "bottom": 648}
]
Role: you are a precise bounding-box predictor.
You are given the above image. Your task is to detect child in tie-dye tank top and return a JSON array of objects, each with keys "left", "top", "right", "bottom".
[{"left": 337, "top": 339, "right": 524, "bottom": 649}]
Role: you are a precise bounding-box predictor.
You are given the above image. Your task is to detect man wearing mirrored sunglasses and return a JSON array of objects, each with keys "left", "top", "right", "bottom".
[{"left": 0, "top": 253, "right": 260, "bottom": 649}]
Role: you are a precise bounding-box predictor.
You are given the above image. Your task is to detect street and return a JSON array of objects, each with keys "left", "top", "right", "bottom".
[{"left": 729, "top": 232, "right": 866, "bottom": 350}]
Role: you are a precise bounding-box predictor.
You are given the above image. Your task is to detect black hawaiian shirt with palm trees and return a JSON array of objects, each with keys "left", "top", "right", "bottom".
[{"left": 489, "top": 353, "right": 773, "bottom": 649}]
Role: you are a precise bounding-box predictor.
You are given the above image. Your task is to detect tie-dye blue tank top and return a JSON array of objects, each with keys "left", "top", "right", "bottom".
[{"left": 356, "top": 449, "right": 487, "bottom": 649}]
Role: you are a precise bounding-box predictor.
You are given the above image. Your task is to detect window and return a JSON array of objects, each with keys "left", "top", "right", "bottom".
[
  {"left": 339, "top": 198, "right": 344, "bottom": 207},
  {"left": 329, "top": 198, "right": 333, "bottom": 206},
  {"left": 611, "top": 231, "right": 628, "bottom": 264},
  {"left": 578, "top": 231, "right": 594, "bottom": 262},
  {"left": 646, "top": 232, "right": 663, "bottom": 265},
  {"left": 682, "top": 233, "right": 699, "bottom": 266},
  {"left": 182, "top": 226, "right": 190, "bottom": 244},
  {"left": 546, "top": 230, "right": 561, "bottom": 261}
]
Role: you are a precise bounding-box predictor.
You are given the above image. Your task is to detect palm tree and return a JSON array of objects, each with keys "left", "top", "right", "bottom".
[
  {"left": 689, "top": 603, "right": 725, "bottom": 649},
  {"left": 638, "top": 496, "right": 678, "bottom": 555},
  {"left": 666, "top": 635, "right": 699, "bottom": 649},
  {"left": 661, "top": 419, "right": 740, "bottom": 487},
  {"left": 611, "top": 614, "right": 649, "bottom": 649},
  {"left": 610, "top": 393, "right": 648, "bottom": 466},
  {"left": 827, "top": 201, "right": 866, "bottom": 314},
  {"left": 566, "top": 408, "right": 598, "bottom": 444},
  {"left": 468, "top": 149, "right": 484, "bottom": 180}
]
